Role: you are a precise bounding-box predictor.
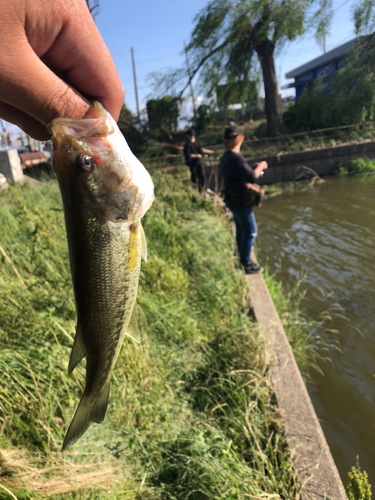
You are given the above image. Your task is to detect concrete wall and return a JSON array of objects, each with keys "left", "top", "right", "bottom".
[
  {"left": 248, "top": 139, "right": 375, "bottom": 185},
  {"left": 0, "top": 150, "right": 24, "bottom": 183},
  {"left": 205, "top": 139, "right": 375, "bottom": 188}
]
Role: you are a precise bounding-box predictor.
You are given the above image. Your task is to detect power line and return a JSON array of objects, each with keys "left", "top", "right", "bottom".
[
  {"left": 97, "top": 20, "right": 132, "bottom": 71},
  {"left": 136, "top": 53, "right": 183, "bottom": 65},
  {"left": 334, "top": 0, "right": 352, "bottom": 12},
  {"left": 135, "top": 40, "right": 185, "bottom": 53}
]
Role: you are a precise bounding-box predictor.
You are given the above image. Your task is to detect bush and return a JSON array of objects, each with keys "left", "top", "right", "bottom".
[
  {"left": 347, "top": 457, "right": 372, "bottom": 500},
  {"left": 334, "top": 157, "right": 375, "bottom": 175},
  {"left": 284, "top": 37, "right": 375, "bottom": 133}
]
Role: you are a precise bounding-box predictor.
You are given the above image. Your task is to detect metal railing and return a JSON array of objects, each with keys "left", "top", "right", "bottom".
[{"left": 140, "top": 121, "right": 375, "bottom": 170}]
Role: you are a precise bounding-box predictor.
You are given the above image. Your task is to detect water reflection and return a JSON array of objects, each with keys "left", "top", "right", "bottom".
[{"left": 256, "top": 175, "right": 375, "bottom": 484}]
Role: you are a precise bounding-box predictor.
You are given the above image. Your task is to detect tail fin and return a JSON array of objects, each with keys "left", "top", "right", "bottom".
[{"left": 62, "top": 382, "right": 110, "bottom": 451}]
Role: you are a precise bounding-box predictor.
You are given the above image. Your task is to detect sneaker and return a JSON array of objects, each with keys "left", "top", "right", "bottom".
[{"left": 243, "top": 261, "right": 263, "bottom": 275}]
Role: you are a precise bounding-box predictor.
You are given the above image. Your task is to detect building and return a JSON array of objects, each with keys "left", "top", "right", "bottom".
[{"left": 282, "top": 37, "right": 364, "bottom": 101}]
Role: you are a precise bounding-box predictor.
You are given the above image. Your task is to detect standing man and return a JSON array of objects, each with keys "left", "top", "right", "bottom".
[
  {"left": 183, "top": 128, "right": 213, "bottom": 192},
  {"left": 220, "top": 126, "right": 267, "bottom": 274}
]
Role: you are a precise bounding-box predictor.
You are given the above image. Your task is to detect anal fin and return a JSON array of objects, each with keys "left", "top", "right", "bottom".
[
  {"left": 125, "top": 307, "right": 141, "bottom": 343},
  {"left": 68, "top": 323, "right": 86, "bottom": 374}
]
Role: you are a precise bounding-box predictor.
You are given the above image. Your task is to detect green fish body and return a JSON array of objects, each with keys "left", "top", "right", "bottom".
[{"left": 50, "top": 102, "right": 154, "bottom": 450}]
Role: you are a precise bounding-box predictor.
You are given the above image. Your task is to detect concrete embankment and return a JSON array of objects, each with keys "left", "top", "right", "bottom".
[
  {"left": 250, "top": 139, "right": 375, "bottom": 185},
  {"left": 205, "top": 139, "right": 375, "bottom": 187},
  {"left": 215, "top": 191, "right": 347, "bottom": 497},
  {"left": 247, "top": 269, "right": 347, "bottom": 499}
]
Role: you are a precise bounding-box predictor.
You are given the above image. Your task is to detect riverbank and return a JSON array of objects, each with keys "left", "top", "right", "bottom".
[{"left": 0, "top": 174, "right": 309, "bottom": 499}]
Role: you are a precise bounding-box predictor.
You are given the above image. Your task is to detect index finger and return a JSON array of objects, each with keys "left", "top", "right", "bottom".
[
  {"left": 38, "top": 0, "right": 125, "bottom": 121},
  {"left": 41, "top": 0, "right": 124, "bottom": 122}
]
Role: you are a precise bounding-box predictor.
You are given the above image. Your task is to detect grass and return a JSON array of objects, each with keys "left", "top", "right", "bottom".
[
  {"left": 335, "top": 157, "right": 375, "bottom": 176},
  {"left": 0, "top": 172, "right": 312, "bottom": 498}
]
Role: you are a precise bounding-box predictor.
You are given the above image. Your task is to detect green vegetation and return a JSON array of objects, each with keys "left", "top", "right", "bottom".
[
  {"left": 284, "top": 36, "right": 375, "bottom": 133},
  {"left": 154, "top": 0, "right": 334, "bottom": 136},
  {"left": 146, "top": 97, "right": 182, "bottom": 137},
  {"left": 335, "top": 157, "right": 375, "bottom": 175},
  {"left": 347, "top": 457, "right": 372, "bottom": 500},
  {"left": 0, "top": 174, "right": 306, "bottom": 498},
  {"left": 263, "top": 266, "right": 331, "bottom": 377}
]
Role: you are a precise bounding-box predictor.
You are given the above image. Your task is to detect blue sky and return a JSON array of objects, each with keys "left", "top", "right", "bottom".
[
  {"left": 3, "top": 0, "right": 357, "bottom": 133},
  {"left": 95, "top": 0, "right": 357, "bottom": 114}
]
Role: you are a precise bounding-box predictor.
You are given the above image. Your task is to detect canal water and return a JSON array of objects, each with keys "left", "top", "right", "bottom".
[{"left": 255, "top": 175, "right": 375, "bottom": 485}]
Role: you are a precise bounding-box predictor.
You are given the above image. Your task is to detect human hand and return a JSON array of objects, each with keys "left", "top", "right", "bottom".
[
  {"left": 0, "top": 0, "right": 124, "bottom": 140},
  {"left": 251, "top": 161, "right": 268, "bottom": 179},
  {"left": 251, "top": 161, "right": 268, "bottom": 171}
]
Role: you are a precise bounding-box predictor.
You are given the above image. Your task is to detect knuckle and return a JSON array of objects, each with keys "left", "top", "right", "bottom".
[{"left": 42, "top": 85, "right": 88, "bottom": 124}]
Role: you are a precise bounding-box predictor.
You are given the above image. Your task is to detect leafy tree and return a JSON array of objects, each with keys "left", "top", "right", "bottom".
[
  {"left": 284, "top": 34, "right": 375, "bottom": 131},
  {"left": 353, "top": 0, "right": 375, "bottom": 35},
  {"left": 146, "top": 96, "right": 182, "bottom": 138},
  {"left": 180, "top": 0, "right": 332, "bottom": 136},
  {"left": 314, "top": 0, "right": 334, "bottom": 52}
]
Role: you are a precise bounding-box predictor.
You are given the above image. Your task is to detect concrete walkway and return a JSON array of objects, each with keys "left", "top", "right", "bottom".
[{"left": 246, "top": 271, "right": 347, "bottom": 500}]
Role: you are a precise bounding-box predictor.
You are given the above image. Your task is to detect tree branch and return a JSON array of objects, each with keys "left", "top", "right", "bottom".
[{"left": 176, "top": 39, "right": 229, "bottom": 100}]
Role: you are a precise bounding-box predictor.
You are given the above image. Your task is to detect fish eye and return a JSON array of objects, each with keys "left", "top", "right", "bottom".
[{"left": 76, "top": 153, "right": 93, "bottom": 172}]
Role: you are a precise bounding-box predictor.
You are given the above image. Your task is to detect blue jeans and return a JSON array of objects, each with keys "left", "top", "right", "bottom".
[{"left": 231, "top": 207, "right": 257, "bottom": 266}]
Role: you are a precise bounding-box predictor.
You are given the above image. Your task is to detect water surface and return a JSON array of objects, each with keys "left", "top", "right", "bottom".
[{"left": 255, "top": 175, "right": 375, "bottom": 483}]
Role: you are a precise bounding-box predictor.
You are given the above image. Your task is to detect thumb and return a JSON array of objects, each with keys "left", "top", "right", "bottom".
[{"left": 0, "top": 40, "right": 91, "bottom": 139}]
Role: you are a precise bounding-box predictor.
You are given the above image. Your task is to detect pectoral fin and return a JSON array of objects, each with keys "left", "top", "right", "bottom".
[
  {"left": 140, "top": 222, "right": 148, "bottom": 262},
  {"left": 125, "top": 307, "right": 141, "bottom": 343},
  {"left": 68, "top": 323, "right": 86, "bottom": 374}
]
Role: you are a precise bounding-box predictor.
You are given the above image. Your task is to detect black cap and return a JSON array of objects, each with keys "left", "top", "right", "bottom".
[
  {"left": 224, "top": 126, "right": 240, "bottom": 140},
  {"left": 187, "top": 128, "right": 196, "bottom": 136}
]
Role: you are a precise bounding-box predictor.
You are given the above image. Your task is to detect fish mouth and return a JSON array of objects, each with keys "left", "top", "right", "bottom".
[
  {"left": 50, "top": 102, "right": 117, "bottom": 168},
  {"left": 48, "top": 101, "right": 115, "bottom": 140},
  {"left": 50, "top": 116, "right": 114, "bottom": 141}
]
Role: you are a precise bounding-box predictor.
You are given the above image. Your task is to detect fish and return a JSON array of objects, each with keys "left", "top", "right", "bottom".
[{"left": 50, "top": 102, "right": 154, "bottom": 451}]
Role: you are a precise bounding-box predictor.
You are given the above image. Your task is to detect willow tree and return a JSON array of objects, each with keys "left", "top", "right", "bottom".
[
  {"left": 185, "top": 0, "right": 332, "bottom": 136},
  {"left": 353, "top": 0, "right": 375, "bottom": 34}
]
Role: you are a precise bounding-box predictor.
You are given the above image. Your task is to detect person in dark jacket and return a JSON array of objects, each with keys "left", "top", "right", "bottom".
[
  {"left": 220, "top": 126, "right": 268, "bottom": 274},
  {"left": 183, "top": 128, "right": 213, "bottom": 192}
]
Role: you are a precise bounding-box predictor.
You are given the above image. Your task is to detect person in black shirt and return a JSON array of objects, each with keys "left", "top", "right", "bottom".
[
  {"left": 220, "top": 126, "right": 268, "bottom": 274},
  {"left": 183, "top": 128, "right": 213, "bottom": 192}
]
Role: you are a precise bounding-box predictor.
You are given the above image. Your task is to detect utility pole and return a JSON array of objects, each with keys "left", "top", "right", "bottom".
[
  {"left": 131, "top": 47, "right": 140, "bottom": 121},
  {"left": 0, "top": 119, "right": 4, "bottom": 147},
  {"left": 184, "top": 40, "right": 196, "bottom": 119}
]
